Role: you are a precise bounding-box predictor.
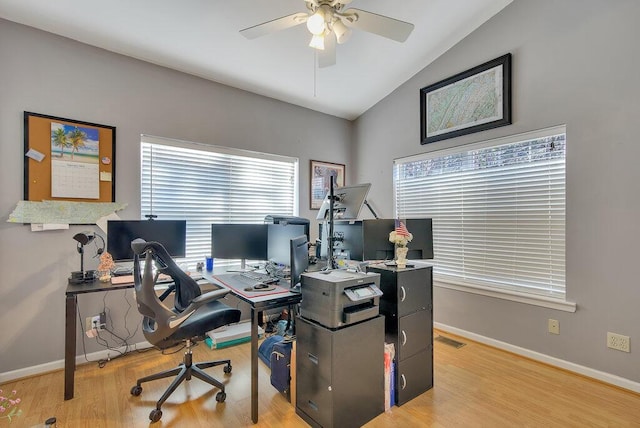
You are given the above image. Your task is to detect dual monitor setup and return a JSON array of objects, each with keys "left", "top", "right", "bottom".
[
  {"left": 105, "top": 218, "right": 310, "bottom": 289},
  {"left": 103, "top": 182, "right": 433, "bottom": 289},
  {"left": 314, "top": 182, "right": 433, "bottom": 266}
]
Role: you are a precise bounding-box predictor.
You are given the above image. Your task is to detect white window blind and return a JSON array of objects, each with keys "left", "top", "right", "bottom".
[
  {"left": 394, "top": 126, "right": 566, "bottom": 299},
  {"left": 141, "top": 135, "right": 298, "bottom": 267}
]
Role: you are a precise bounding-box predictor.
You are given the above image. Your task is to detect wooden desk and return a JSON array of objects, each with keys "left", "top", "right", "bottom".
[
  {"left": 208, "top": 273, "right": 302, "bottom": 424},
  {"left": 64, "top": 279, "right": 135, "bottom": 400}
]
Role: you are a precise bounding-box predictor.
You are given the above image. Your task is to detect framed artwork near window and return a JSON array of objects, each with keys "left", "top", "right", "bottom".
[
  {"left": 420, "top": 53, "right": 512, "bottom": 144},
  {"left": 310, "top": 160, "right": 345, "bottom": 210}
]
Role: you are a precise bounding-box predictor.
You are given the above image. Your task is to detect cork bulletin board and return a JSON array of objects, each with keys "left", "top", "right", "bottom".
[{"left": 23, "top": 111, "right": 116, "bottom": 202}]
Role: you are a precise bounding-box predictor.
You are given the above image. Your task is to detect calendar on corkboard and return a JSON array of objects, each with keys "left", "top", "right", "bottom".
[{"left": 23, "top": 111, "right": 116, "bottom": 202}]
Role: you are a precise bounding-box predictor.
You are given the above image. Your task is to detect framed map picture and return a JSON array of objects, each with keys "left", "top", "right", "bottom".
[
  {"left": 310, "top": 160, "right": 345, "bottom": 210},
  {"left": 420, "top": 53, "right": 512, "bottom": 144}
]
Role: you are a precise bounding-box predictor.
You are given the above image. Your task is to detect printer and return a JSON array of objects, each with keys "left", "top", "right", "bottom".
[{"left": 300, "top": 270, "right": 383, "bottom": 329}]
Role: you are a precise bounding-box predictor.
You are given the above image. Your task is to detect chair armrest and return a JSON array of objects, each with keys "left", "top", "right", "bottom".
[
  {"left": 175, "top": 288, "right": 231, "bottom": 322},
  {"left": 192, "top": 288, "right": 231, "bottom": 304}
]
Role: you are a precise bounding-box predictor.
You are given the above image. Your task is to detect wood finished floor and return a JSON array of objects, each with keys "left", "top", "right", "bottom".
[{"left": 3, "top": 330, "right": 640, "bottom": 427}]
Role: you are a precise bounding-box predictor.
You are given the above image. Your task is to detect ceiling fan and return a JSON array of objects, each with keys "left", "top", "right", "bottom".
[{"left": 239, "top": 0, "right": 414, "bottom": 68}]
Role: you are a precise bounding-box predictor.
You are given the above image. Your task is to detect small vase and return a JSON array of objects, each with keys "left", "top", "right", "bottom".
[
  {"left": 98, "top": 270, "right": 112, "bottom": 282},
  {"left": 395, "top": 246, "right": 409, "bottom": 268}
]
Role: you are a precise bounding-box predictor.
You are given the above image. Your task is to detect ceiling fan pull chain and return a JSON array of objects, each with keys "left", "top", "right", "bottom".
[{"left": 313, "top": 50, "right": 318, "bottom": 98}]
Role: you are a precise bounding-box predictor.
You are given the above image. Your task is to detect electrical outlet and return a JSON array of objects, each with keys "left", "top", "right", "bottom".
[
  {"left": 85, "top": 314, "right": 105, "bottom": 332},
  {"left": 548, "top": 319, "right": 560, "bottom": 335},
  {"left": 607, "top": 332, "right": 630, "bottom": 352}
]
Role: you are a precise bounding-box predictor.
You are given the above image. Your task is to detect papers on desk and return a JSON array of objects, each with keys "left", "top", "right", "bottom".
[{"left": 110, "top": 275, "right": 134, "bottom": 285}]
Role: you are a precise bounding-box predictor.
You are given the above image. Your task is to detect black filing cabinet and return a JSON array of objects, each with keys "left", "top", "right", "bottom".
[
  {"left": 296, "top": 315, "right": 385, "bottom": 428},
  {"left": 367, "top": 264, "right": 433, "bottom": 405}
]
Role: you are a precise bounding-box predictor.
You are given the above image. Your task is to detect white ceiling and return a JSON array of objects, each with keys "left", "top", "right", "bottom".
[{"left": 0, "top": 0, "right": 512, "bottom": 120}]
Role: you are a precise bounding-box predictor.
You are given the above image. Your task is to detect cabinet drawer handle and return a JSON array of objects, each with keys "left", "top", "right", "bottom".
[
  {"left": 401, "top": 330, "right": 407, "bottom": 346},
  {"left": 401, "top": 374, "right": 407, "bottom": 390},
  {"left": 308, "top": 399, "right": 319, "bottom": 411},
  {"left": 400, "top": 286, "right": 406, "bottom": 302}
]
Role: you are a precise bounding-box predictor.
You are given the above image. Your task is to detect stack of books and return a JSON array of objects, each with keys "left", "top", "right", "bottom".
[{"left": 205, "top": 321, "right": 264, "bottom": 349}]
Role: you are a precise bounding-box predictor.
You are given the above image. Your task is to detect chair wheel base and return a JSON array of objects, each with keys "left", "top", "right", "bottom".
[
  {"left": 216, "top": 391, "right": 227, "bottom": 403},
  {"left": 131, "top": 385, "right": 142, "bottom": 396},
  {"left": 149, "top": 408, "right": 162, "bottom": 422},
  {"left": 224, "top": 364, "right": 232, "bottom": 374}
]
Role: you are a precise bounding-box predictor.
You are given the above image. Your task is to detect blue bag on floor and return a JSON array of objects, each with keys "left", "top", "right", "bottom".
[
  {"left": 258, "top": 335, "right": 285, "bottom": 367},
  {"left": 270, "top": 339, "right": 293, "bottom": 395}
]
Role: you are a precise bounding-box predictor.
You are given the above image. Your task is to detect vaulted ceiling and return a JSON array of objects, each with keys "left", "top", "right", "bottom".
[{"left": 0, "top": 0, "right": 512, "bottom": 120}]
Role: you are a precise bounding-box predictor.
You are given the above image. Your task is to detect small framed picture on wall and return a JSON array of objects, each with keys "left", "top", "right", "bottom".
[{"left": 310, "top": 160, "right": 345, "bottom": 210}]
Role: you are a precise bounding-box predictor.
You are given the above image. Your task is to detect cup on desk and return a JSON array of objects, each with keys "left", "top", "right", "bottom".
[{"left": 206, "top": 256, "right": 214, "bottom": 272}]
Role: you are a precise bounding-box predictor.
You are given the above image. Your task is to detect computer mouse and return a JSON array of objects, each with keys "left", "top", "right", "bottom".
[
  {"left": 254, "top": 283, "right": 268, "bottom": 289},
  {"left": 244, "top": 287, "right": 254, "bottom": 291}
]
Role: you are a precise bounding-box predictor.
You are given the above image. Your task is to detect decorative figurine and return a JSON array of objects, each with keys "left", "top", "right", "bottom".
[{"left": 97, "top": 251, "right": 116, "bottom": 282}]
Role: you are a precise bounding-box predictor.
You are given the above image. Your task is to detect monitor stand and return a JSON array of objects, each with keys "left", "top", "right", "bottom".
[{"left": 226, "top": 259, "right": 255, "bottom": 273}]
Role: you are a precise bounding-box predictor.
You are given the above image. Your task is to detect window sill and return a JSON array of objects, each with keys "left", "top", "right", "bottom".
[{"left": 435, "top": 278, "right": 577, "bottom": 312}]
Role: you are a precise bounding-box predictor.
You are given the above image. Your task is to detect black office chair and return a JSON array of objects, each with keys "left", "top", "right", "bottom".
[{"left": 129, "top": 239, "right": 241, "bottom": 423}]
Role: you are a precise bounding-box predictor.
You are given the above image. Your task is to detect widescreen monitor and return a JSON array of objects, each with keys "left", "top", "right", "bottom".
[
  {"left": 267, "top": 223, "right": 307, "bottom": 266},
  {"left": 107, "top": 220, "right": 187, "bottom": 262},
  {"left": 211, "top": 224, "right": 268, "bottom": 269},
  {"left": 316, "top": 183, "right": 371, "bottom": 221}
]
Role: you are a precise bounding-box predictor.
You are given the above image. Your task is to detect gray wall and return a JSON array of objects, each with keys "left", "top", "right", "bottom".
[
  {"left": 0, "top": 18, "right": 350, "bottom": 374},
  {"left": 354, "top": 0, "right": 640, "bottom": 383}
]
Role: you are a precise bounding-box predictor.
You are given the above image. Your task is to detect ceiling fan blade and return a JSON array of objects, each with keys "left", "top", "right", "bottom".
[
  {"left": 347, "top": 8, "right": 414, "bottom": 42},
  {"left": 318, "top": 33, "right": 336, "bottom": 68},
  {"left": 240, "top": 12, "right": 308, "bottom": 39}
]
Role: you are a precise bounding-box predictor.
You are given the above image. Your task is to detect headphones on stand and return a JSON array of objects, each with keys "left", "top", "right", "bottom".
[{"left": 69, "top": 231, "right": 106, "bottom": 284}]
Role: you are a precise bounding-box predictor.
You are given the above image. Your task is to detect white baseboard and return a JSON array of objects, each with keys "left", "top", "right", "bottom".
[
  {"left": 5, "top": 327, "right": 640, "bottom": 395},
  {"left": 0, "top": 341, "right": 153, "bottom": 384},
  {"left": 435, "top": 323, "right": 640, "bottom": 394}
]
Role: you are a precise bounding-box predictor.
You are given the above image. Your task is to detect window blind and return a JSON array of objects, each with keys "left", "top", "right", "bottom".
[
  {"left": 394, "top": 126, "right": 566, "bottom": 298},
  {"left": 141, "top": 136, "right": 298, "bottom": 267}
]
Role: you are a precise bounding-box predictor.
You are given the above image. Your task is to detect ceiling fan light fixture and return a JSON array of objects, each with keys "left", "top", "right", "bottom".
[
  {"left": 306, "top": 10, "right": 326, "bottom": 35},
  {"left": 332, "top": 19, "right": 352, "bottom": 44},
  {"left": 309, "top": 34, "right": 325, "bottom": 50}
]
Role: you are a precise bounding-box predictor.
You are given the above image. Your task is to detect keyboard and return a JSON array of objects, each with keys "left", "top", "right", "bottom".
[
  {"left": 240, "top": 271, "right": 278, "bottom": 285},
  {"left": 236, "top": 274, "right": 268, "bottom": 288}
]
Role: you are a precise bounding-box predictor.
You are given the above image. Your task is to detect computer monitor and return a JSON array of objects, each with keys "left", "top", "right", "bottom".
[
  {"left": 264, "top": 215, "right": 310, "bottom": 238},
  {"left": 107, "top": 220, "right": 187, "bottom": 262},
  {"left": 267, "top": 223, "right": 307, "bottom": 266},
  {"left": 210, "top": 224, "right": 268, "bottom": 270},
  {"left": 319, "top": 218, "right": 434, "bottom": 261},
  {"left": 290, "top": 235, "right": 309, "bottom": 292},
  {"left": 404, "top": 218, "right": 434, "bottom": 260},
  {"left": 316, "top": 183, "right": 371, "bottom": 221}
]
